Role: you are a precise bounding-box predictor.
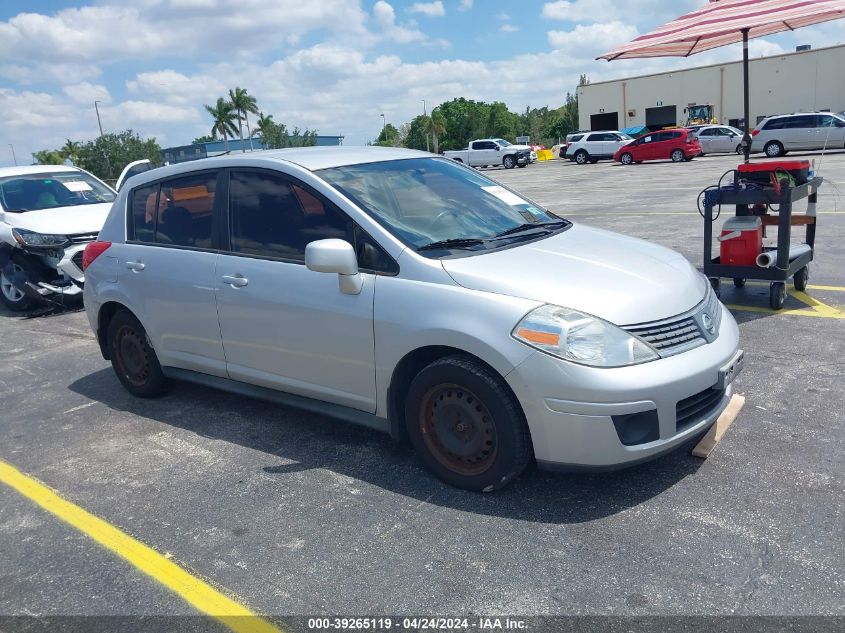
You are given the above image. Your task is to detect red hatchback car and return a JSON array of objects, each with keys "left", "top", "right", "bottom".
[{"left": 614, "top": 129, "right": 702, "bottom": 165}]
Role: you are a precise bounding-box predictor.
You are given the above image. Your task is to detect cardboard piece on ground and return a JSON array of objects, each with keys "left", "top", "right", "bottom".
[{"left": 692, "top": 394, "right": 746, "bottom": 459}]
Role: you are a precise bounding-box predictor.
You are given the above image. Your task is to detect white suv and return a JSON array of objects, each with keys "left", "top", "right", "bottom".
[
  {"left": 751, "top": 112, "right": 845, "bottom": 157},
  {"left": 0, "top": 165, "right": 116, "bottom": 311},
  {"left": 568, "top": 131, "right": 633, "bottom": 164}
]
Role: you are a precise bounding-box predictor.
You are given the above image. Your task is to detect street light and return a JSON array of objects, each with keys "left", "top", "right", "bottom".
[
  {"left": 380, "top": 113, "right": 386, "bottom": 138},
  {"left": 8, "top": 144, "right": 17, "bottom": 166},
  {"left": 94, "top": 100, "right": 113, "bottom": 180},
  {"left": 421, "top": 100, "right": 430, "bottom": 152}
]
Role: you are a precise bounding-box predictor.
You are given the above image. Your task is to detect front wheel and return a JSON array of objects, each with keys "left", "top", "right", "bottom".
[
  {"left": 405, "top": 356, "right": 532, "bottom": 492},
  {"left": 0, "top": 256, "right": 45, "bottom": 311},
  {"left": 619, "top": 152, "right": 633, "bottom": 165},
  {"left": 793, "top": 265, "right": 809, "bottom": 292},
  {"left": 517, "top": 163, "right": 527, "bottom": 168},
  {"left": 503, "top": 155, "right": 516, "bottom": 169},
  {"left": 107, "top": 310, "right": 169, "bottom": 398},
  {"left": 769, "top": 282, "right": 786, "bottom": 310},
  {"left": 671, "top": 149, "right": 685, "bottom": 162}
]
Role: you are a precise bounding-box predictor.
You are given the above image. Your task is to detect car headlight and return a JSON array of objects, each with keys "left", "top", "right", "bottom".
[
  {"left": 512, "top": 304, "right": 659, "bottom": 367},
  {"left": 11, "top": 229, "right": 69, "bottom": 248}
]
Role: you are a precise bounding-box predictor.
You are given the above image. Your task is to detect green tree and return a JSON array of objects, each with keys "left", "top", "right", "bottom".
[
  {"left": 403, "top": 115, "right": 430, "bottom": 151},
  {"left": 375, "top": 122, "right": 400, "bottom": 146},
  {"left": 192, "top": 135, "right": 215, "bottom": 144},
  {"left": 60, "top": 139, "right": 81, "bottom": 164},
  {"left": 204, "top": 97, "right": 238, "bottom": 151},
  {"left": 32, "top": 149, "right": 66, "bottom": 165},
  {"left": 75, "top": 130, "right": 161, "bottom": 182},
  {"left": 228, "top": 87, "right": 259, "bottom": 152},
  {"left": 429, "top": 109, "right": 446, "bottom": 154}
]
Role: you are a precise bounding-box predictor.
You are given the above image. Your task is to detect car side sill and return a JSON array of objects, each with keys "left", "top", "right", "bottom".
[{"left": 161, "top": 367, "right": 390, "bottom": 434}]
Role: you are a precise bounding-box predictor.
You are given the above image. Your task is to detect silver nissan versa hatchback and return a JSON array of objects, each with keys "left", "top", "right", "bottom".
[{"left": 83, "top": 147, "right": 742, "bottom": 491}]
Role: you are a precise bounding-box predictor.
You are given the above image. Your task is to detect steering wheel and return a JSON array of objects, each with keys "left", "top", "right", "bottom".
[{"left": 424, "top": 210, "right": 456, "bottom": 233}]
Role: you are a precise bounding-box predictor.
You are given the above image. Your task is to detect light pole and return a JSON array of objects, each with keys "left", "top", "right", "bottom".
[
  {"left": 421, "top": 100, "right": 429, "bottom": 152},
  {"left": 8, "top": 144, "right": 17, "bottom": 166},
  {"left": 380, "top": 113, "right": 386, "bottom": 140},
  {"left": 94, "top": 100, "right": 113, "bottom": 180}
]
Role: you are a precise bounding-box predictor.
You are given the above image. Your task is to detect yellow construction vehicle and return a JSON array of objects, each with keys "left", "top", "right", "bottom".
[{"left": 684, "top": 104, "right": 718, "bottom": 126}]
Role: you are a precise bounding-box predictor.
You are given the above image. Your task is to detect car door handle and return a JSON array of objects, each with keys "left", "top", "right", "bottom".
[
  {"left": 126, "top": 261, "right": 145, "bottom": 272},
  {"left": 221, "top": 274, "right": 249, "bottom": 288}
]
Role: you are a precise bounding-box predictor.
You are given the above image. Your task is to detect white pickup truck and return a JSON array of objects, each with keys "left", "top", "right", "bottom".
[{"left": 444, "top": 139, "right": 534, "bottom": 169}]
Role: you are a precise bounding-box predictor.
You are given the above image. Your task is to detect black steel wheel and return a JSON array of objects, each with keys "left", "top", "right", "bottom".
[
  {"left": 769, "top": 282, "right": 786, "bottom": 310},
  {"left": 405, "top": 355, "right": 531, "bottom": 491},
  {"left": 733, "top": 278, "right": 746, "bottom": 288},
  {"left": 793, "top": 265, "right": 809, "bottom": 292},
  {"left": 108, "top": 310, "right": 169, "bottom": 397}
]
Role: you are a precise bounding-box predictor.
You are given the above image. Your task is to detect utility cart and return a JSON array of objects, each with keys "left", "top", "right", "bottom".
[{"left": 702, "top": 169, "right": 822, "bottom": 310}]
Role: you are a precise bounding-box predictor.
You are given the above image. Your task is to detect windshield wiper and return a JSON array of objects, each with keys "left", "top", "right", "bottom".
[
  {"left": 493, "top": 220, "right": 566, "bottom": 240},
  {"left": 418, "top": 237, "right": 487, "bottom": 251}
]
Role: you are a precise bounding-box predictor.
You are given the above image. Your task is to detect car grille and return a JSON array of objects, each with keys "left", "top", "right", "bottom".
[
  {"left": 69, "top": 233, "right": 99, "bottom": 244},
  {"left": 71, "top": 251, "right": 84, "bottom": 272},
  {"left": 623, "top": 285, "right": 721, "bottom": 357},
  {"left": 676, "top": 387, "right": 726, "bottom": 432}
]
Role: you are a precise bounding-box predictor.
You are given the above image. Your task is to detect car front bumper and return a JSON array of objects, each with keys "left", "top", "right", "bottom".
[{"left": 505, "top": 304, "right": 741, "bottom": 469}]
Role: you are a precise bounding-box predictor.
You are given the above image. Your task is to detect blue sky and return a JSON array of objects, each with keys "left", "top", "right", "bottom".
[{"left": 1, "top": 0, "right": 844, "bottom": 166}]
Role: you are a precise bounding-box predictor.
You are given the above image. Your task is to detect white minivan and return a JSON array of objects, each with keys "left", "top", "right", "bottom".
[{"left": 84, "top": 147, "right": 742, "bottom": 491}]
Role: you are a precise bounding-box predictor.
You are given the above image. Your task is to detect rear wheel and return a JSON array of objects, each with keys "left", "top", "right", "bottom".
[
  {"left": 671, "top": 149, "right": 685, "bottom": 162},
  {"left": 769, "top": 282, "right": 786, "bottom": 310},
  {"left": 574, "top": 150, "right": 589, "bottom": 165},
  {"left": 793, "top": 265, "right": 809, "bottom": 292},
  {"left": 0, "top": 256, "right": 45, "bottom": 312},
  {"left": 107, "top": 310, "right": 169, "bottom": 398},
  {"left": 405, "top": 356, "right": 532, "bottom": 492},
  {"left": 733, "top": 278, "right": 746, "bottom": 288}
]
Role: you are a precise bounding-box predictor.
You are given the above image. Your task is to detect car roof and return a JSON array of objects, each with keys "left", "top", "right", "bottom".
[{"left": 0, "top": 164, "right": 82, "bottom": 178}]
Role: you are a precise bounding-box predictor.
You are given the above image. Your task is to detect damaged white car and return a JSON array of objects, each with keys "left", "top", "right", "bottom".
[{"left": 0, "top": 165, "right": 117, "bottom": 311}]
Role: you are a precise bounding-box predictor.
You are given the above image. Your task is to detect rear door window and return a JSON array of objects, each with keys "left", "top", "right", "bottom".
[
  {"left": 155, "top": 173, "right": 216, "bottom": 249},
  {"left": 763, "top": 118, "right": 786, "bottom": 130}
]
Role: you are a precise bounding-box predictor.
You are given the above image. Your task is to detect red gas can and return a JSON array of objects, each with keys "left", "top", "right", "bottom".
[{"left": 719, "top": 216, "right": 762, "bottom": 267}]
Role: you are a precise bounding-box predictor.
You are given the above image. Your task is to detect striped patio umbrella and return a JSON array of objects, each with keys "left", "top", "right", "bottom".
[{"left": 597, "top": 0, "right": 845, "bottom": 161}]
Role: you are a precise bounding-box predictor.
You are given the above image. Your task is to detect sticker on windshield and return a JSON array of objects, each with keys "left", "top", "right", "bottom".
[
  {"left": 481, "top": 185, "right": 526, "bottom": 207},
  {"left": 63, "top": 180, "right": 93, "bottom": 192}
]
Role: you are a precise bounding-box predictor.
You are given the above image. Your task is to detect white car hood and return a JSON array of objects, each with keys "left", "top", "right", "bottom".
[
  {"left": 509, "top": 144, "right": 532, "bottom": 152},
  {"left": 2, "top": 202, "right": 112, "bottom": 236},
  {"left": 441, "top": 224, "right": 707, "bottom": 326}
]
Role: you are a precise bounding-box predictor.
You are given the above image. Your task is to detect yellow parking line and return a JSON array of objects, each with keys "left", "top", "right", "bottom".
[
  {"left": 0, "top": 458, "right": 283, "bottom": 633},
  {"left": 726, "top": 304, "right": 845, "bottom": 318},
  {"left": 807, "top": 283, "right": 845, "bottom": 292}
]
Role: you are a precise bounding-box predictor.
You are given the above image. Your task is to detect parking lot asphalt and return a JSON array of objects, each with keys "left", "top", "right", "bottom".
[{"left": 1, "top": 150, "right": 843, "bottom": 625}]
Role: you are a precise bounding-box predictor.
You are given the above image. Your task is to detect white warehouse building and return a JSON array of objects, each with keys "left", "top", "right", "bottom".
[{"left": 577, "top": 43, "right": 845, "bottom": 132}]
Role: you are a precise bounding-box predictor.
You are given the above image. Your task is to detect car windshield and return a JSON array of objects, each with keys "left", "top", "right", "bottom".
[
  {"left": 0, "top": 171, "right": 115, "bottom": 212},
  {"left": 495, "top": 139, "right": 512, "bottom": 147},
  {"left": 319, "top": 157, "right": 568, "bottom": 254}
]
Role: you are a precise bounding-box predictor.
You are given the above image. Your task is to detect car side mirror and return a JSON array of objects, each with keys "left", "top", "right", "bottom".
[
  {"left": 305, "top": 239, "right": 363, "bottom": 295},
  {"left": 495, "top": 146, "right": 501, "bottom": 151}
]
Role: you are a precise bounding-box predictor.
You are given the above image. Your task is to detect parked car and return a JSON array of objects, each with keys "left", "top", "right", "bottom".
[
  {"left": 561, "top": 132, "right": 586, "bottom": 158},
  {"left": 568, "top": 131, "right": 633, "bottom": 164},
  {"left": 615, "top": 129, "right": 702, "bottom": 164},
  {"left": 751, "top": 112, "right": 845, "bottom": 157},
  {"left": 691, "top": 125, "right": 744, "bottom": 155},
  {"left": 444, "top": 139, "right": 533, "bottom": 169},
  {"left": 0, "top": 165, "right": 117, "bottom": 311},
  {"left": 83, "top": 147, "right": 741, "bottom": 491}
]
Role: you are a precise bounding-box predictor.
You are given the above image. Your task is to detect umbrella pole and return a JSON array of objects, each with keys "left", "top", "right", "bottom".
[{"left": 742, "top": 27, "right": 751, "bottom": 164}]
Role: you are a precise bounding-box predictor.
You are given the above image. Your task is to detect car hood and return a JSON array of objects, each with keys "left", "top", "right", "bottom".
[
  {"left": 2, "top": 203, "right": 112, "bottom": 236},
  {"left": 441, "top": 224, "right": 707, "bottom": 326},
  {"left": 509, "top": 144, "right": 532, "bottom": 152}
]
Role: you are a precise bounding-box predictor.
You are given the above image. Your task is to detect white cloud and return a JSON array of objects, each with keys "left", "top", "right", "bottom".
[
  {"left": 542, "top": 1, "right": 700, "bottom": 24},
  {"left": 62, "top": 82, "right": 111, "bottom": 105},
  {"left": 496, "top": 12, "right": 511, "bottom": 21},
  {"left": 409, "top": 1, "right": 445, "bottom": 17},
  {"left": 548, "top": 22, "right": 639, "bottom": 56},
  {"left": 458, "top": 0, "right": 473, "bottom": 11},
  {"left": 500, "top": 24, "right": 519, "bottom": 33},
  {"left": 373, "top": 1, "right": 427, "bottom": 43}
]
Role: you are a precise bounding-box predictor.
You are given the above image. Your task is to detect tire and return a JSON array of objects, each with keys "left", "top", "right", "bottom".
[
  {"left": 574, "top": 150, "right": 589, "bottom": 165},
  {"left": 671, "top": 149, "right": 685, "bottom": 162},
  {"left": 769, "top": 282, "right": 786, "bottom": 310},
  {"left": 517, "top": 163, "right": 527, "bottom": 168},
  {"left": 0, "top": 255, "right": 45, "bottom": 312},
  {"left": 793, "top": 265, "right": 809, "bottom": 292},
  {"left": 107, "top": 310, "right": 169, "bottom": 398},
  {"left": 405, "top": 355, "right": 532, "bottom": 492},
  {"left": 503, "top": 155, "right": 516, "bottom": 169},
  {"left": 764, "top": 141, "right": 784, "bottom": 158},
  {"left": 620, "top": 152, "right": 633, "bottom": 165},
  {"left": 733, "top": 278, "right": 746, "bottom": 288},
  {"left": 735, "top": 145, "right": 743, "bottom": 154}
]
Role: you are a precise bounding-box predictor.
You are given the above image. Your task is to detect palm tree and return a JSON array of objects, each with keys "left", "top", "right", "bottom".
[
  {"left": 251, "top": 112, "right": 276, "bottom": 148},
  {"left": 60, "top": 139, "right": 81, "bottom": 164},
  {"left": 228, "top": 87, "right": 259, "bottom": 152},
  {"left": 430, "top": 109, "right": 447, "bottom": 154},
  {"left": 204, "top": 97, "right": 238, "bottom": 152}
]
